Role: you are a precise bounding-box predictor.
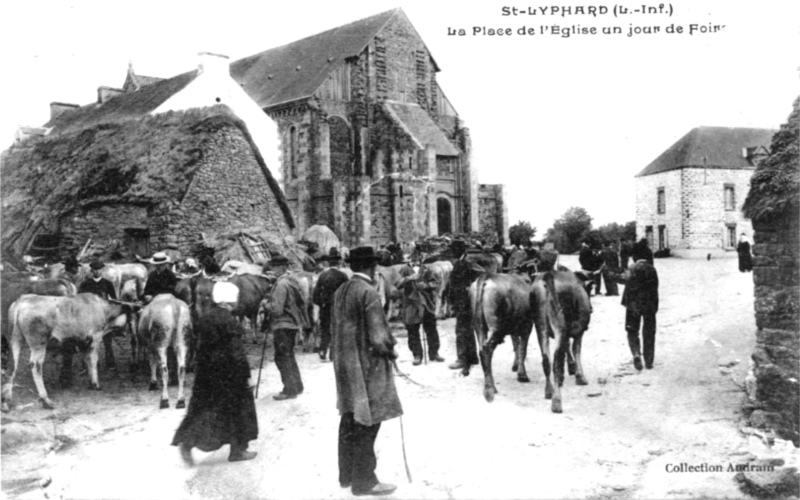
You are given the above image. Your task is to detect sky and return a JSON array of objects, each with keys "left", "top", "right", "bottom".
[{"left": 1, "top": 0, "right": 798, "bottom": 235}]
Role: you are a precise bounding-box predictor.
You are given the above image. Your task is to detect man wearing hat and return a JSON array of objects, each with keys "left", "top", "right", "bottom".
[
  {"left": 395, "top": 257, "right": 444, "bottom": 365},
  {"left": 448, "top": 240, "right": 480, "bottom": 371},
  {"left": 312, "top": 248, "right": 350, "bottom": 361},
  {"left": 264, "top": 253, "right": 309, "bottom": 400},
  {"left": 621, "top": 241, "right": 660, "bottom": 370},
  {"left": 332, "top": 246, "right": 401, "bottom": 496},
  {"left": 143, "top": 252, "right": 179, "bottom": 301},
  {"left": 77, "top": 259, "right": 119, "bottom": 370}
]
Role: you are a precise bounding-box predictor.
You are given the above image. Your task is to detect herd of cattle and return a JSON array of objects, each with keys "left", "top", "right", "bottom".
[{"left": 0, "top": 248, "right": 600, "bottom": 415}]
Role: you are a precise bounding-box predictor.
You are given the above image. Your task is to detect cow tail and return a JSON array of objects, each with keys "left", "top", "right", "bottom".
[
  {"left": 471, "top": 274, "right": 488, "bottom": 353},
  {"left": 543, "top": 272, "right": 565, "bottom": 339}
]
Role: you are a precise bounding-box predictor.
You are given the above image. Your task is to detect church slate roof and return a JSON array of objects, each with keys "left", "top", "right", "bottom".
[
  {"left": 636, "top": 126, "right": 777, "bottom": 177},
  {"left": 382, "top": 101, "right": 459, "bottom": 156},
  {"left": 230, "top": 8, "right": 401, "bottom": 109}
]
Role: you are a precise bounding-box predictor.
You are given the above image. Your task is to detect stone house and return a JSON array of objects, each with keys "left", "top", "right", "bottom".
[
  {"left": 230, "top": 8, "right": 508, "bottom": 246},
  {"left": 635, "top": 127, "right": 776, "bottom": 258},
  {"left": 742, "top": 97, "right": 799, "bottom": 445},
  {"left": 1, "top": 54, "right": 294, "bottom": 262}
]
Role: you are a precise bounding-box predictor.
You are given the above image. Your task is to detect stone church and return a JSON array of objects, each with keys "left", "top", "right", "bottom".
[{"left": 230, "top": 8, "right": 508, "bottom": 247}]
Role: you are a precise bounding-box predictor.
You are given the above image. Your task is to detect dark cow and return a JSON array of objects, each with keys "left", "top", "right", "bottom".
[
  {"left": 137, "top": 294, "right": 191, "bottom": 409},
  {"left": 466, "top": 252, "right": 503, "bottom": 273},
  {"left": 2, "top": 294, "right": 129, "bottom": 409},
  {"left": 470, "top": 273, "right": 535, "bottom": 402},
  {"left": 531, "top": 270, "right": 592, "bottom": 413},
  {"left": 229, "top": 274, "right": 273, "bottom": 343},
  {"left": 174, "top": 275, "right": 216, "bottom": 368}
]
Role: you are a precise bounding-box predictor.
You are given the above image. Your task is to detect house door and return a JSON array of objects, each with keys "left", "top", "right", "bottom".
[
  {"left": 125, "top": 228, "right": 150, "bottom": 257},
  {"left": 645, "top": 226, "right": 654, "bottom": 249},
  {"left": 658, "top": 225, "right": 667, "bottom": 250},
  {"left": 437, "top": 198, "right": 452, "bottom": 235}
]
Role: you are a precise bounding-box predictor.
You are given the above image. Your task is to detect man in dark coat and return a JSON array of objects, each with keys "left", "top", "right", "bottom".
[
  {"left": 76, "top": 259, "right": 119, "bottom": 370},
  {"left": 619, "top": 238, "right": 633, "bottom": 270},
  {"left": 396, "top": 259, "right": 444, "bottom": 365},
  {"left": 172, "top": 281, "right": 258, "bottom": 464},
  {"left": 332, "top": 246, "right": 401, "bottom": 497},
  {"left": 448, "top": 240, "right": 483, "bottom": 371},
  {"left": 600, "top": 241, "right": 620, "bottom": 296},
  {"left": 621, "top": 243, "right": 660, "bottom": 370},
  {"left": 579, "top": 242, "right": 602, "bottom": 295},
  {"left": 312, "top": 248, "right": 349, "bottom": 361},
  {"left": 737, "top": 233, "right": 753, "bottom": 272},
  {"left": 143, "top": 252, "right": 179, "bottom": 300},
  {"left": 265, "top": 254, "right": 310, "bottom": 400}
]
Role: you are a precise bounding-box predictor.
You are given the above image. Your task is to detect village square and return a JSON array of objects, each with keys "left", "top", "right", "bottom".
[{"left": 0, "top": 4, "right": 798, "bottom": 500}]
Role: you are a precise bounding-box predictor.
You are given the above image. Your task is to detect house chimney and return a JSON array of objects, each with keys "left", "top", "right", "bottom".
[
  {"left": 198, "top": 52, "right": 230, "bottom": 78},
  {"left": 97, "top": 86, "right": 124, "bottom": 103},
  {"left": 50, "top": 102, "right": 79, "bottom": 120}
]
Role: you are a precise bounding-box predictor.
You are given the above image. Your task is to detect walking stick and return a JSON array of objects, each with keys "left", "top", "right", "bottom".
[
  {"left": 421, "top": 328, "right": 428, "bottom": 365},
  {"left": 399, "top": 414, "right": 413, "bottom": 483},
  {"left": 255, "top": 322, "right": 270, "bottom": 398}
]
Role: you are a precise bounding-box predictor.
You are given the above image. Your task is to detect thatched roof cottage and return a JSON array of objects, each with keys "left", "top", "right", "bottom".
[{"left": 1, "top": 53, "right": 294, "bottom": 264}]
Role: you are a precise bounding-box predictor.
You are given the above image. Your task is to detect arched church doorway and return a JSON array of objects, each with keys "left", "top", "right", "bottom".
[{"left": 437, "top": 198, "right": 452, "bottom": 235}]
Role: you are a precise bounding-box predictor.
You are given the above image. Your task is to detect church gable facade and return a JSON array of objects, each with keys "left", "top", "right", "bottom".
[{"left": 232, "top": 9, "right": 507, "bottom": 246}]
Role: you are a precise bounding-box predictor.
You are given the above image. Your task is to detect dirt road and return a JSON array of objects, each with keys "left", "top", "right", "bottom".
[{"left": 1, "top": 256, "right": 773, "bottom": 499}]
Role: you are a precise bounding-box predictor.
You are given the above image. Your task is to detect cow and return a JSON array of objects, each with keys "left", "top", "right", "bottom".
[
  {"left": 426, "top": 260, "right": 453, "bottom": 319},
  {"left": 228, "top": 274, "right": 273, "bottom": 344},
  {"left": 136, "top": 294, "right": 191, "bottom": 409},
  {"left": 376, "top": 264, "right": 409, "bottom": 321},
  {"left": 290, "top": 271, "right": 319, "bottom": 352},
  {"left": 466, "top": 252, "right": 503, "bottom": 273},
  {"left": 470, "top": 273, "right": 535, "bottom": 402},
  {"left": 221, "top": 260, "right": 264, "bottom": 277},
  {"left": 174, "top": 275, "right": 216, "bottom": 369},
  {"left": 2, "top": 294, "right": 129, "bottom": 410},
  {"left": 112, "top": 263, "right": 148, "bottom": 298},
  {"left": 530, "top": 270, "right": 592, "bottom": 413}
]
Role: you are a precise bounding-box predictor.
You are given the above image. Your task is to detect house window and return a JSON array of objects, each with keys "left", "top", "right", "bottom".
[
  {"left": 724, "top": 184, "right": 735, "bottom": 211},
  {"left": 124, "top": 228, "right": 150, "bottom": 257},
  {"left": 658, "top": 225, "right": 667, "bottom": 250},
  {"left": 288, "top": 126, "right": 298, "bottom": 180},
  {"left": 726, "top": 224, "right": 737, "bottom": 248},
  {"left": 657, "top": 187, "right": 666, "bottom": 214}
]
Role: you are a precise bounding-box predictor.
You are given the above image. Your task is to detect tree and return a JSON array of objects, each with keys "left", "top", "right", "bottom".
[
  {"left": 508, "top": 221, "right": 537, "bottom": 247},
  {"left": 596, "top": 221, "right": 637, "bottom": 243},
  {"left": 545, "top": 207, "right": 593, "bottom": 253}
]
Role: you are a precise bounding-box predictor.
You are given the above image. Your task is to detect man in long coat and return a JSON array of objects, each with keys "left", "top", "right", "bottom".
[
  {"left": 448, "top": 240, "right": 483, "bottom": 371},
  {"left": 737, "top": 233, "right": 753, "bottom": 272},
  {"left": 172, "top": 281, "right": 258, "bottom": 463},
  {"left": 600, "top": 241, "right": 620, "bottom": 296},
  {"left": 265, "top": 254, "right": 310, "bottom": 400},
  {"left": 621, "top": 243, "right": 660, "bottom": 370},
  {"left": 312, "top": 248, "right": 349, "bottom": 361},
  {"left": 396, "top": 259, "right": 444, "bottom": 365},
  {"left": 332, "top": 246, "right": 401, "bottom": 497}
]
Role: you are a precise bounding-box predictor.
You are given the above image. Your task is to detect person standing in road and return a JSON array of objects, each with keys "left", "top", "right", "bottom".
[
  {"left": 448, "top": 240, "right": 481, "bottom": 371},
  {"left": 579, "top": 241, "right": 602, "bottom": 295},
  {"left": 76, "top": 259, "right": 119, "bottom": 371},
  {"left": 265, "top": 253, "right": 309, "bottom": 400},
  {"left": 600, "top": 241, "right": 620, "bottom": 296},
  {"left": 396, "top": 258, "right": 444, "bottom": 366},
  {"left": 142, "top": 252, "right": 179, "bottom": 301},
  {"left": 619, "top": 238, "right": 633, "bottom": 271},
  {"left": 312, "top": 248, "right": 349, "bottom": 361},
  {"left": 172, "top": 281, "right": 258, "bottom": 464},
  {"left": 331, "top": 246, "right": 401, "bottom": 497},
  {"left": 621, "top": 241, "right": 660, "bottom": 370},
  {"left": 737, "top": 233, "right": 753, "bottom": 272}
]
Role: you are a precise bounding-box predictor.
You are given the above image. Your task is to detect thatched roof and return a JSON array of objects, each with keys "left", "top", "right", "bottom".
[
  {"left": 1, "top": 105, "right": 293, "bottom": 257},
  {"left": 743, "top": 96, "right": 800, "bottom": 223},
  {"left": 636, "top": 126, "right": 777, "bottom": 177}
]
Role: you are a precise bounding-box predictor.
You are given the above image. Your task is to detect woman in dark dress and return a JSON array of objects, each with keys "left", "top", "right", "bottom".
[
  {"left": 172, "top": 281, "right": 258, "bottom": 464},
  {"left": 737, "top": 233, "right": 753, "bottom": 272}
]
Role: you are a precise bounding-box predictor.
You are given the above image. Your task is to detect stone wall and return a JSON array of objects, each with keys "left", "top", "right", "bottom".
[
  {"left": 748, "top": 212, "right": 800, "bottom": 445},
  {"left": 478, "top": 184, "right": 508, "bottom": 245},
  {"left": 59, "top": 204, "right": 149, "bottom": 257},
  {"left": 159, "top": 125, "right": 292, "bottom": 255},
  {"left": 635, "top": 167, "right": 754, "bottom": 257}
]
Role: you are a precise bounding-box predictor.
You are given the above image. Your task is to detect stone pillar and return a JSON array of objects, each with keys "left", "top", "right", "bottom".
[
  {"left": 424, "top": 146, "right": 437, "bottom": 236},
  {"left": 497, "top": 185, "right": 510, "bottom": 245},
  {"left": 360, "top": 177, "right": 372, "bottom": 245},
  {"left": 332, "top": 179, "right": 346, "bottom": 243},
  {"left": 319, "top": 120, "right": 331, "bottom": 179}
]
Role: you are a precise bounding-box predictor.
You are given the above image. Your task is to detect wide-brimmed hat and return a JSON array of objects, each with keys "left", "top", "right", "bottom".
[
  {"left": 269, "top": 254, "right": 291, "bottom": 266},
  {"left": 345, "top": 246, "right": 382, "bottom": 264},
  {"left": 89, "top": 260, "right": 105, "bottom": 270},
  {"left": 146, "top": 252, "right": 172, "bottom": 265},
  {"left": 212, "top": 282, "right": 239, "bottom": 304}
]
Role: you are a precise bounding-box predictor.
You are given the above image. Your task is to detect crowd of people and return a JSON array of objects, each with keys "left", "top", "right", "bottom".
[{"left": 30, "top": 235, "right": 663, "bottom": 497}]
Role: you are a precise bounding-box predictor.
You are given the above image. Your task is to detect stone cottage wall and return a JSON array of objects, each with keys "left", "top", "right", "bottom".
[
  {"left": 59, "top": 204, "right": 149, "bottom": 257},
  {"left": 748, "top": 212, "right": 800, "bottom": 445},
  {"left": 635, "top": 169, "right": 682, "bottom": 250},
  {"left": 155, "top": 125, "right": 292, "bottom": 255}
]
